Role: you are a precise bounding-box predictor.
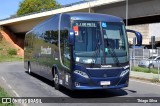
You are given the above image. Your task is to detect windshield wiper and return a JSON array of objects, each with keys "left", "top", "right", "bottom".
[
  {"left": 108, "top": 45, "right": 119, "bottom": 66},
  {"left": 105, "top": 36, "right": 119, "bottom": 66},
  {"left": 90, "top": 39, "right": 101, "bottom": 68}
]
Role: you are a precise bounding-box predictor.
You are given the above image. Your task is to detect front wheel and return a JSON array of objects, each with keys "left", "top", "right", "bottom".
[{"left": 54, "top": 70, "right": 61, "bottom": 90}]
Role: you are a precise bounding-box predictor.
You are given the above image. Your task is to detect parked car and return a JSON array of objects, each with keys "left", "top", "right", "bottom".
[{"left": 138, "top": 56, "right": 160, "bottom": 68}]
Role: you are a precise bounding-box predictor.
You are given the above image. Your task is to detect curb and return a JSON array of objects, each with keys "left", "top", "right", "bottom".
[{"left": 130, "top": 76, "right": 160, "bottom": 84}]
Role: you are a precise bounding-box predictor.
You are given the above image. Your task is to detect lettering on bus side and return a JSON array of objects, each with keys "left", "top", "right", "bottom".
[{"left": 41, "top": 46, "right": 52, "bottom": 54}]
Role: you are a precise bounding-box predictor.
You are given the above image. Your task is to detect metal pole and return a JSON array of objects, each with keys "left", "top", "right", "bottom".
[
  {"left": 85, "top": 0, "right": 91, "bottom": 13},
  {"left": 126, "top": 0, "right": 128, "bottom": 26},
  {"left": 158, "top": 62, "right": 160, "bottom": 81},
  {"left": 134, "top": 45, "right": 135, "bottom": 67},
  {"left": 151, "top": 36, "right": 155, "bottom": 73},
  {"left": 133, "top": 37, "right": 136, "bottom": 66},
  {"left": 89, "top": 1, "right": 91, "bottom": 13},
  {"left": 158, "top": 47, "right": 160, "bottom": 81},
  {"left": 130, "top": 49, "right": 132, "bottom": 71}
]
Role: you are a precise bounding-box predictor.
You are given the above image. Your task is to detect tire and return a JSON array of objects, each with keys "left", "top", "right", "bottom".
[
  {"left": 149, "top": 64, "right": 154, "bottom": 69},
  {"left": 53, "top": 68, "right": 61, "bottom": 90},
  {"left": 28, "top": 63, "right": 31, "bottom": 74}
]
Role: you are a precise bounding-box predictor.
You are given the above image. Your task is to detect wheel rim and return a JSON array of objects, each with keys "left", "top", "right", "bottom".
[
  {"left": 54, "top": 74, "right": 59, "bottom": 84},
  {"left": 28, "top": 65, "right": 31, "bottom": 73}
]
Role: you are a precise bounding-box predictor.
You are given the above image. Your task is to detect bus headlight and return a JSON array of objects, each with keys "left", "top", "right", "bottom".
[
  {"left": 74, "top": 70, "right": 89, "bottom": 78},
  {"left": 83, "top": 59, "right": 95, "bottom": 63},
  {"left": 120, "top": 69, "right": 130, "bottom": 77}
]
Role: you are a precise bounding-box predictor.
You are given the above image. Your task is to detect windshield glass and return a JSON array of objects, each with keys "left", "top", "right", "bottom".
[
  {"left": 102, "top": 22, "right": 128, "bottom": 65},
  {"left": 148, "top": 56, "right": 156, "bottom": 59},
  {"left": 72, "top": 21, "right": 128, "bottom": 67},
  {"left": 72, "top": 21, "right": 102, "bottom": 66}
]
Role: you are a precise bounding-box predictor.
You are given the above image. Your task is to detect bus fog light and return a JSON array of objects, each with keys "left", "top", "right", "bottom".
[
  {"left": 74, "top": 70, "right": 89, "bottom": 78},
  {"left": 120, "top": 69, "right": 129, "bottom": 77}
]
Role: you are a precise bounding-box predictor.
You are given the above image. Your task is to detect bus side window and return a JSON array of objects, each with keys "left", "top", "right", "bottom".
[{"left": 61, "top": 30, "right": 71, "bottom": 68}]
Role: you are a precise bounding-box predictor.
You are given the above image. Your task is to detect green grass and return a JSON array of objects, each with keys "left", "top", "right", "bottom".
[
  {"left": 0, "top": 55, "right": 23, "bottom": 62},
  {"left": 0, "top": 87, "right": 15, "bottom": 106},
  {"left": 132, "top": 66, "right": 159, "bottom": 74},
  {"left": 151, "top": 77, "right": 160, "bottom": 83},
  {"left": 0, "top": 38, "right": 23, "bottom": 62},
  {"left": 0, "top": 87, "right": 9, "bottom": 97}
]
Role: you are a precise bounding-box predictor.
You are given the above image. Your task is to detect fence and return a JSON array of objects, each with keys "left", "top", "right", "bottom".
[
  {"left": 129, "top": 48, "right": 160, "bottom": 67},
  {"left": 130, "top": 48, "right": 160, "bottom": 81}
]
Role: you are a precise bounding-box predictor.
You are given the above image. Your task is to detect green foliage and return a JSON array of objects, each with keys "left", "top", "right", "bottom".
[
  {"left": 7, "top": 48, "right": 17, "bottom": 56},
  {"left": 132, "top": 66, "right": 159, "bottom": 74},
  {"left": 151, "top": 77, "right": 160, "bottom": 83},
  {"left": 17, "top": 0, "right": 61, "bottom": 16},
  {"left": 0, "top": 87, "right": 15, "bottom": 106},
  {"left": 0, "top": 55, "right": 23, "bottom": 62},
  {"left": 0, "top": 38, "right": 23, "bottom": 62},
  {"left": 0, "top": 87, "right": 8, "bottom": 97},
  {"left": 0, "top": 32, "right": 3, "bottom": 41}
]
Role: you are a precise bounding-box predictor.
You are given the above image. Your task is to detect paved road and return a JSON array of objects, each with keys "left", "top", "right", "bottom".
[{"left": 0, "top": 62, "right": 160, "bottom": 106}]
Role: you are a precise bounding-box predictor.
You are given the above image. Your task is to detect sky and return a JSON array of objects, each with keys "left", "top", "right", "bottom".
[{"left": 0, "top": 0, "right": 82, "bottom": 20}]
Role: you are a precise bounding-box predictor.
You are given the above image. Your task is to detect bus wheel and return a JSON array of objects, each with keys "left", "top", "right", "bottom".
[
  {"left": 54, "top": 72, "right": 60, "bottom": 90},
  {"left": 28, "top": 63, "right": 31, "bottom": 74}
]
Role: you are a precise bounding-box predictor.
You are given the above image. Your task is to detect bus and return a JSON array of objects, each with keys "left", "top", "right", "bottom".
[{"left": 24, "top": 12, "right": 130, "bottom": 90}]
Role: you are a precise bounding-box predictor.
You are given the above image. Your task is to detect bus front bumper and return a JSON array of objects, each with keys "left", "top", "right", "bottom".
[
  {"left": 72, "top": 83, "right": 128, "bottom": 90},
  {"left": 71, "top": 75, "right": 129, "bottom": 90}
]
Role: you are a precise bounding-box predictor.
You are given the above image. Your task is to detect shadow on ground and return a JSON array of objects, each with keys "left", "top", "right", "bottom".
[{"left": 26, "top": 71, "right": 129, "bottom": 98}]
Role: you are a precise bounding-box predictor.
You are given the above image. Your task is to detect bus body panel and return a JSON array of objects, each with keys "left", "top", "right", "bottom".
[
  {"left": 71, "top": 64, "right": 129, "bottom": 90},
  {"left": 24, "top": 14, "right": 61, "bottom": 81},
  {"left": 24, "top": 12, "right": 129, "bottom": 90}
]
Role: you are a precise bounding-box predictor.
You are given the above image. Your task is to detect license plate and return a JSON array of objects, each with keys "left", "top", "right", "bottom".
[{"left": 100, "top": 81, "right": 110, "bottom": 86}]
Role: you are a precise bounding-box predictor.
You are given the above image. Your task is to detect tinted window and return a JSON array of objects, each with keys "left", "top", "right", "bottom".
[{"left": 148, "top": 56, "right": 156, "bottom": 59}]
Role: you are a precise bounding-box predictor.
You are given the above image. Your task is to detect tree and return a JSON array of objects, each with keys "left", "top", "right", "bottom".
[{"left": 17, "top": 0, "right": 61, "bottom": 16}]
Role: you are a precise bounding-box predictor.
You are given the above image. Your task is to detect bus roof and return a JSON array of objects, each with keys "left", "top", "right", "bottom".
[
  {"left": 66, "top": 12, "right": 123, "bottom": 22},
  {"left": 27, "top": 12, "right": 123, "bottom": 34}
]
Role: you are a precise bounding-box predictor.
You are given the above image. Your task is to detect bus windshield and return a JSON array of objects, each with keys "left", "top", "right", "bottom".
[
  {"left": 102, "top": 22, "right": 128, "bottom": 65},
  {"left": 72, "top": 21, "right": 128, "bottom": 67}
]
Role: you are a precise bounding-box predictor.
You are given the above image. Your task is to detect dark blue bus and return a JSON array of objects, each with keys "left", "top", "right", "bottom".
[{"left": 24, "top": 13, "right": 130, "bottom": 90}]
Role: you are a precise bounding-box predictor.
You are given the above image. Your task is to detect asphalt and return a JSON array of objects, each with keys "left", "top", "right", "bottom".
[{"left": 0, "top": 62, "right": 160, "bottom": 106}]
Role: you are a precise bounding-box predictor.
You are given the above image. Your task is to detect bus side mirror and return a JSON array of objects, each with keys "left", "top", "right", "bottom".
[
  {"left": 126, "top": 29, "right": 142, "bottom": 46},
  {"left": 68, "top": 29, "right": 75, "bottom": 46}
]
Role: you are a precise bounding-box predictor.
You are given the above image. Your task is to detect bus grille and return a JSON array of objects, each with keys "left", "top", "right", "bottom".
[{"left": 87, "top": 68, "right": 122, "bottom": 78}]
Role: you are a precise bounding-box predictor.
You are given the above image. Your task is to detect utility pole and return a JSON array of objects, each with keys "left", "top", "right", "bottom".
[
  {"left": 88, "top": 0, "right": 91, "bottom": 13},
  {"left": 133, "top": 37, "right": 136, "bottom": 66},
  {"left": 126, "top": 0, "right": 128, "bottom": 27},
  {"left": 85, "top": 0, "right": 91, "bottom": 13}
]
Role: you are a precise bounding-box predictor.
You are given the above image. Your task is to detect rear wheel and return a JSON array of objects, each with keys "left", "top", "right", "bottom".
[{"left": 28, "top": 63, "right": 31, "bottom": 74}]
